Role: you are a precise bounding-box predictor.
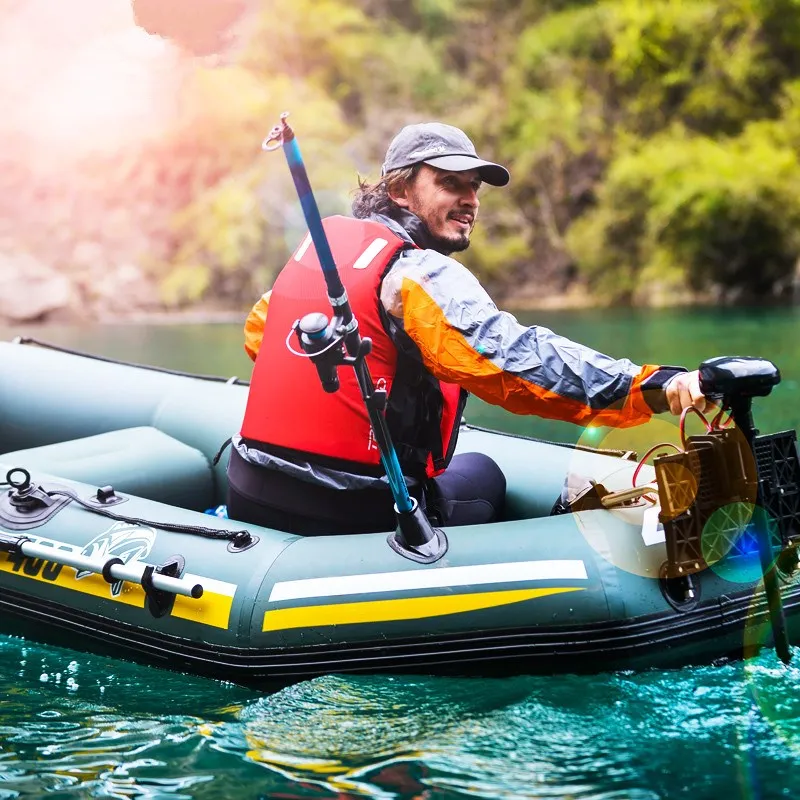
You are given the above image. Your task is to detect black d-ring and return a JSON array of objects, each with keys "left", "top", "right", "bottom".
[
  {"left": 6, "top": 468, "right": 31, "bottom": 490},
  {"left": 658, "top": 561, "right": 701, "bottom": 611}
]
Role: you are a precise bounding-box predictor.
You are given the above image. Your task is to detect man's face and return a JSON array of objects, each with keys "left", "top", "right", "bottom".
[{"left": 390, "top": 165, "right": 481, "bottom": 252}]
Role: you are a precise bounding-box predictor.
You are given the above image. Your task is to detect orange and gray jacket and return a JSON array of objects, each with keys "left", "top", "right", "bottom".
[{"left": 238, "top": 209, "right": 683, "bottom": 488}]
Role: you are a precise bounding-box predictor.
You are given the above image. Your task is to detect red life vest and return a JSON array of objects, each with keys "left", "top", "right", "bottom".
[{"left": 240, "top": 216, "right": 464, "bottom": 478}]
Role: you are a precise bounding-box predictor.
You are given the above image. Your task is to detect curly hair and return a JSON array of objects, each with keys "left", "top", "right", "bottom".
[{"left": 351, "top": 164, "right": 422, "bottom": 219}]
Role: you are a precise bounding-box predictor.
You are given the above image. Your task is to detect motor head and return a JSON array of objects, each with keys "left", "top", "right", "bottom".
[
  {"left": 698, "top": 356, "right": 780, "bottom": 442},
  {"left": 698, "top": 356, "right": 780, "bottom": 401}
]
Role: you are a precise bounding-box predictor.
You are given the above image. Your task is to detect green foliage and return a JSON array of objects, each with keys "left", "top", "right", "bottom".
[
  {"left": 160, "top": 75, "right": 354, "bottom": 308},
  {"left": 568, "top": 129, "right": 800, "bottom": 303},
  {"left": 240, "top": 0, "right": 458, "bottom": 116},
  {"left": 508, "top": 0, "right": 800, "bottom": 138},
  {"left": 413, "top": 0, "right": 460, "bottom": 37},
  {"left": 465, "top": 190, "right": 530, "bottom": 285},
  {"left": 491, "top": 0, "right": 800, "bottom": 306},
  {"left": 133, "top": 0, "right": 800, "bottom": 310}
]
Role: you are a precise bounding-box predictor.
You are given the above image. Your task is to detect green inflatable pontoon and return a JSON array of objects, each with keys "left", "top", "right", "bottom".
[{"left": 0, "top": 338, "right": 798, "bottom": 686}]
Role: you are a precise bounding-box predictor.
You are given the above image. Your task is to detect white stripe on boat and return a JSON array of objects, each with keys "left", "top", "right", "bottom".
[
  {"left": 352, "top": 238, "right": 389, "bottom": 270},
  {"left": 269, "top": 560, "right": 588, "bottom": 603},
  {"left": 182, "top": 573, "right": 238, "bottom": 598}
]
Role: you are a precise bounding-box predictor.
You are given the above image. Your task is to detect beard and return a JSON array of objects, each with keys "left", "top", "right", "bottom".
[
  {"left": 432, "top": 231, "right": 471, "bottom": 254},
  {"left": 391, "top": 203, "right": 474, "bottom": 255},
  {"left": 428, "top": 212, "right": 474, "bottom": 254}
]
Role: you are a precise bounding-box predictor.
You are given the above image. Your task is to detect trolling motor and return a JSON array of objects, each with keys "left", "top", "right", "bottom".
[
  {"left": 264, "top": 113, "right": 447, "bottom": 563},
  {"left": 654, "top": 356, "right": 800, "bottom": 664}
]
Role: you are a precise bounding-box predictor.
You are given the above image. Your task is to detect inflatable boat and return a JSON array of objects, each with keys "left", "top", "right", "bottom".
[{"left": 0, "top": 337, "right": 798, "bottom": 686}]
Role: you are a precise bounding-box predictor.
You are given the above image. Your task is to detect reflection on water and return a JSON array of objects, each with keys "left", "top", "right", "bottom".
[{"left": 1, "top": 635, "right": 799, "bottom": 799}]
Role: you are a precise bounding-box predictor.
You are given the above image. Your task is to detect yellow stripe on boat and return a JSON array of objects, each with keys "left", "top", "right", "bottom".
[
  {"left": 0, "top": 546, "right": 236, "bottom": 629},
  {"left": 263, "top": 586, "right": 585, "bottom": 632},
  {"left": 0, "top": 548, "right": 147, "bottom": 606},
  {"left": 171, "top": 573, "right": 237, "bottom": 629},
  {"left": 171, "top": 588, "right": 234, "bottom": 629}
]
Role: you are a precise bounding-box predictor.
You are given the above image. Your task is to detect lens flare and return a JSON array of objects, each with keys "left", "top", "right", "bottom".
[
  {"left": 0, "top": 0, "right": 181, "bottom": 161},
  {"left": 568, "top": 416, "right": 682, "bottom": 578},
  {"left": 743, "top": 643, "right": 800, "bottom": 758},
  {"left": 703, "top": 504, "right": 776, "bottom": 584}
]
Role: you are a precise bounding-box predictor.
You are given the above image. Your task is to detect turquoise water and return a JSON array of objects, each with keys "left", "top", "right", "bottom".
[
  {"left": 1, "top": 308, "right": 800, "bottom": 798},
  {"left": 1, "top": 635, "right": 798, "bottom": 799}
]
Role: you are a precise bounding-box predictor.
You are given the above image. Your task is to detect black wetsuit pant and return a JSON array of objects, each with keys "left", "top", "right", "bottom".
[{"left": 227, "top": 448, "right": 506, "bottom": 535}]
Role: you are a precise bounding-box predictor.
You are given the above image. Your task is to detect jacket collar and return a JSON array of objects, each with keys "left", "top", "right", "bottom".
[{"left": 370, "top": 210, "right": 453, "bottom": 256}]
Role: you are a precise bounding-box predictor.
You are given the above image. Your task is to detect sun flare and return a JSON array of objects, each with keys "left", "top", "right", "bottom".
[{"left": 0, "top": 0, "right": 181, "bottom": 159}]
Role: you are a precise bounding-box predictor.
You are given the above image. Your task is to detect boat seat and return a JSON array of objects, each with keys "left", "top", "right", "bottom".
[{"left": 0, "top": 426, "right": 215, "bottom": 512}]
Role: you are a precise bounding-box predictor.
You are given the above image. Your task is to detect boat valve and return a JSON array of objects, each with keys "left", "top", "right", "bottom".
[{"left": 6, "top": 468, "right": 56, "bottom": 512}]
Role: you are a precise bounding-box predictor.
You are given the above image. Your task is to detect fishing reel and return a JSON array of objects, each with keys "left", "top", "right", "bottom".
[
  {"left": 654, "top": 356, "right": 800, "bottom": 579},
  {"left": 293, "top": 312, "right": 347, "bottom": 393},
  {"left": 293, "top": 311, "right": 378, "bottom": 393}
]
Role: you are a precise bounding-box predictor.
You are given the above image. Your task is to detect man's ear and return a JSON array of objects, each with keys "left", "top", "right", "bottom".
[{"left": 387, "top": 182, "right": 411, "bottom": 209}]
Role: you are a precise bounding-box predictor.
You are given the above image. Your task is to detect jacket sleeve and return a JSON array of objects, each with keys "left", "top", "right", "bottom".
[
  {"left": 244, "top": 290, "right": 271, "bottom": 362},
  {"left": 380, "top": 250, "right": 674, "bottom": 428}
]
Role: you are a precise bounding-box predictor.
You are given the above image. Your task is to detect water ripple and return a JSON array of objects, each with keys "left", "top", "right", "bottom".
[{"left": 2, "top": 635, "right": 800, "bottom": 798}]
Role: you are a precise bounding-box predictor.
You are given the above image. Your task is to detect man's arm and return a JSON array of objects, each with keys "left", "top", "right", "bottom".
[{"left": 381, "top": 250, "right": 699, "bottom": 428}]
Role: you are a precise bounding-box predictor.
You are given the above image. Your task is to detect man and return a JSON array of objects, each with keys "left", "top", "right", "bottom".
[{"left": 229, "top": 122, "right": 705, "bottom": 534}]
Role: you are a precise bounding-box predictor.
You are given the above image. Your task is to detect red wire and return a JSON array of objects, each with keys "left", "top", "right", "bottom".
[
  {"left": 628, "top": 407, "right": 716, "bottom": 501},
  {"left": 710, "top": 407, "right": 734, "bottom": 430},
  {"left": 679, "top": 405, "right": 712, "bottom": 449},
  {"left": 632, "top": 442, "right": 683, "bottom": 488}
]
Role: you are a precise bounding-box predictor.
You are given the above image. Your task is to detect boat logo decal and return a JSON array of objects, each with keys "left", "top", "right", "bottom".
[
  {"left": 1, "top": 528, "right": 237, "bottom": 629},
  {"left": 76, "top": 522, "right": 156, "bottom": 596}
]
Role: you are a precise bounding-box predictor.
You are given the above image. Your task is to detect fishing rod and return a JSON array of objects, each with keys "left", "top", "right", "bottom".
[{"left": 262, "top": 113, "right": 447, "bottom": 563}]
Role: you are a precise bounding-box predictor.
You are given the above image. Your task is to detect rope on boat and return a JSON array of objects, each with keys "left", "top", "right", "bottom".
[
  {"left": 461, "top": 423, "right": 638, "bottom": 459},
  {"left": 47, "top": 488, "right": 258, "bottom": 550},
  {"left": 1, "top": 468, "right": 258, "bottom": 552},
  {"left": 9, "top": 336, "right": 249, "bottom": 385}
]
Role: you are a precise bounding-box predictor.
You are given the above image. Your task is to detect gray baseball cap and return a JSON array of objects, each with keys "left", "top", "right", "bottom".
[{"left": 381, "top": 122, "right": 510, "bottom": 187}]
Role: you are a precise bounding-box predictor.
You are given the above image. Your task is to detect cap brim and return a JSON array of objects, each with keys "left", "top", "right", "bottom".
[{"left": 423, "top": 154, "right": 510, "bottom": 187}]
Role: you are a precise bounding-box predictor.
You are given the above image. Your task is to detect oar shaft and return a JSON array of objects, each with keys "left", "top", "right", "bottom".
[{"left": 0, "top": 537, "right": 203, "bottom": 600}]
